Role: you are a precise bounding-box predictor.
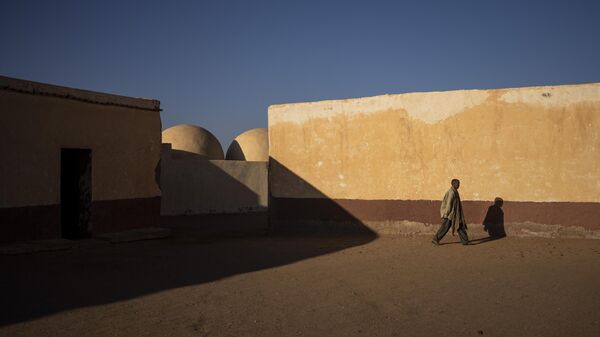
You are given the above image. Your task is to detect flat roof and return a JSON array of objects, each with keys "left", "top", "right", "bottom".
[{"left": 0, "top": 75, "right": 160, "bottom": 112}]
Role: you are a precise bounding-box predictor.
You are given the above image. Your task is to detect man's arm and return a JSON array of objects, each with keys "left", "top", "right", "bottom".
[{"left": 440, "top": 190, "right": 454, "bottom": 219}]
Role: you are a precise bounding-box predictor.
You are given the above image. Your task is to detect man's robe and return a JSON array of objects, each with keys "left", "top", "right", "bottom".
[{"left": 440, "top": 188, "right": 466, "bottom": 235}]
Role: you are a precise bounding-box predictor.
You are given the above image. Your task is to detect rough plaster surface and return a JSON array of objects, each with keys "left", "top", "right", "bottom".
[
  {"left": 160, "top": 150, "right": 268, "bottom": 215},
  {"left": 499, "top": 84, "right": 600, "bottom": 107},
  {"left": 0, "top": 81, "right": 162, "bottom": 208},
  {"left": 269, "top": 83, "right": 600, "bottom": 203},
  {"left": 270, "top": 89, "right": 490, "bottom": 125}
]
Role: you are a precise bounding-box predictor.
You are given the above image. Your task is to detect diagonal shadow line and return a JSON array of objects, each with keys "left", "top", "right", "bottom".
[
  {"left": 268, "top": 158, "right": 379, "bottom": 236},
  {"left": 0, "top": 156, "right": 377, "bottom": 326},
  {"left": 160, "top": 148, "right": 265, "bottom": 214}
]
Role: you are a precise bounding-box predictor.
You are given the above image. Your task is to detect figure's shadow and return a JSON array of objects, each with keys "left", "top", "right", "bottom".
[
  {"left": 439, "top": 197, "right": 507, "bottom": 246},
  {"left": 467, "top": 236, "right": 500, "bottom": 245},
  {"left": 470, "top": 197, "right": 507, "bottom": 245},
  {"left": 483, "top": 197, "right": 507, "bottom": 239}
]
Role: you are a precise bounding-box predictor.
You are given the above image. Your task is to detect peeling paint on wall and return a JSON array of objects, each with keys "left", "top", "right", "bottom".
[
  {"left": 268, "top": 83, "right": 600, "bottom": 230},
  {"left": 499, "top": 84, "right": 600, "bottom": 107},
  {"left": 270, "top": 89, "right": 491, "bottom": 125}
]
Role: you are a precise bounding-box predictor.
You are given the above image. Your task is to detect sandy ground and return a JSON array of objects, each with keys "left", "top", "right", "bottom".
[{"left": 1, "top": 231, "right": 600, "bottom": 337}]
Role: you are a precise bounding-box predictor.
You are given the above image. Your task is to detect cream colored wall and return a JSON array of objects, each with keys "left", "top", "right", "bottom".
[
  {"left": 226, "top": 128, "right": 269, "bottom": 161},
  {"left": 0, "top": 90, "right": 162, "bottom": 208},
  {"left": 160, "top": 149, "right": 268, "bottom": 215},
  {"left": 162, "top": 124, "right": 225, "bottom": 160},
  {"left": 269, "top": 83, "right": 600, "bottom": 202}
]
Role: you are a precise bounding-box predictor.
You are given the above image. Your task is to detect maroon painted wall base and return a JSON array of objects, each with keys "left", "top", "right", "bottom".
[
  {"left": 0, "top": 196, "right": 160, "bottom": 243},
  {"left": 0, "top": 204, "right": 61, "bottom": 242},
  {"left": 91, "top": 197, "right": 160, "bottom": 234},
  {"left": 270, "top": 197, "right": 600, "bottom": 230}
]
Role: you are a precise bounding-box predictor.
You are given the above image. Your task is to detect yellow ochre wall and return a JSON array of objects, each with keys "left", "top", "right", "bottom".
[{"left": 268, "top": 83, "right": 600, "bottom": 236}]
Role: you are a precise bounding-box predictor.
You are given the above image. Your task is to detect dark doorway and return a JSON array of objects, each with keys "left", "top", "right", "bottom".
[{"left": 61, "top": 148, "right": 92, "bottom": 239}]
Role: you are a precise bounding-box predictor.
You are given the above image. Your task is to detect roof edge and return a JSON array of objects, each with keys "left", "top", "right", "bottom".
[
  {"left": 268, "top": 81, "right": 600, "bottom": 110},
  {"left": 0, "top": 75, "right": 160, "bottom": 112}
]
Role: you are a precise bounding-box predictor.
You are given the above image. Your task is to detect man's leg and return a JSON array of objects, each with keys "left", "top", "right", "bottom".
[
  {"left": 458, "top": 224, "right": 469, "bottom": 245},
  {"left": 433, "top": 218, "right": 452, "bottom": 244}
]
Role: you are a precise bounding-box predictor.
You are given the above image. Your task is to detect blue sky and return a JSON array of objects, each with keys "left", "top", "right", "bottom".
[{"left": 2, "top": 0, "right": 599, "bottom": 149}]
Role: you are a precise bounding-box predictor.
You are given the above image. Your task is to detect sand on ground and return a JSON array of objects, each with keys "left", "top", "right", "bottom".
[{"left": 1, "top": 231, "right": 599, "bottom": 337}]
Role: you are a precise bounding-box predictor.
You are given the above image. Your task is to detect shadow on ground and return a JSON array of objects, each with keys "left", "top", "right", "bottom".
[
  {"left": 0, "top": 230, "right": 375, "bottom": 327},
  {"left": 438, "top": 236, "right": 504, "bottom": 246},
  {"left": 0, "top": 159, "right": 377, "bottom": 326}
]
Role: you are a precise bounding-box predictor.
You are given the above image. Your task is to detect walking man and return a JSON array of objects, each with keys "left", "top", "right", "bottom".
[{"left": 432, "top": 179, "right": 469, "bottom": 245}]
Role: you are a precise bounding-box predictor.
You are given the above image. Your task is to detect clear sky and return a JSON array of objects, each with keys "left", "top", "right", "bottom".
[{"left": 2, "top": 0, "right": 599, "bottom": 149}]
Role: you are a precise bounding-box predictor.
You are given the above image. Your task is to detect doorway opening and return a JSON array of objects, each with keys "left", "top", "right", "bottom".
[{"left": 61, "top": 148, "right": 92, "bottom": 239}]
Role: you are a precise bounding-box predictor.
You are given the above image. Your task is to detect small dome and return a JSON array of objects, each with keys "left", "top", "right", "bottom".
[
  {"left": 226, "top": 128, "right": 268, "bottom": 161},
  {"left": 162, "top": 124, "right": 224, "bottom": 159}
]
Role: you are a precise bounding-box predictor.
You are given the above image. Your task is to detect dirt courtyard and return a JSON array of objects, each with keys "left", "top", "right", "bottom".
[{"left": 1, "top": 230, "right": 600, "bottom": 337}]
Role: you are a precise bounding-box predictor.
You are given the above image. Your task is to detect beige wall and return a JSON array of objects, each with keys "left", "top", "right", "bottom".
[
  {"left": 226, "top": 128, "right": 269, "bottom": 161},
  {"left": 160, "top": 147, "right": 268, "bottom": 215},
  {"left": 268, "top": 83, "right": 600, "bottom": 236},
  {"left": 0, "top": 79, "right": 161, "bottom": 208},
  {"left": 269, "top": 83, "right": 600, "bottom": 203}
]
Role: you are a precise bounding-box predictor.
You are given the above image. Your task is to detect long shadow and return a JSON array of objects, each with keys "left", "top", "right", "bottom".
[
  {"left": 0, "top": 156, "right": 377, "bottom": 326},
  {"left": 482, "top": 197, "right": 507, "bottom": 239},
  {"left": 468, "top": 236, "right": 502, "bottom": 245},
  {"left": 438, "top": 197, "right": 507, "bottom": 246},
  {"left": 438, "top": 236, "right": 502, "bottom": 246}
]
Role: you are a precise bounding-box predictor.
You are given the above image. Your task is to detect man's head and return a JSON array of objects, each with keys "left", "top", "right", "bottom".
[{"left": 451, "top": 179, "right": 460, "bottom": 190}]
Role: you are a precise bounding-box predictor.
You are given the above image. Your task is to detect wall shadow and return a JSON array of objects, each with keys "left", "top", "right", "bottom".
[
  {"left": 160, "top": 147, "right": 263, "bottom": 214},
  {"left": 0, "top": 157, "right": 377, "bottom": 326},
  {"left": 268, "top": 158, "right": 379, "bottom": 235},
  {"left": 225, "top": 139, "right": 245, "bottom": 160}
]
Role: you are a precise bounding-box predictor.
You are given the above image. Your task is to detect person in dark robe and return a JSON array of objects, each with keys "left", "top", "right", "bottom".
[
  {"left": 483, "top": 197, "right": 506, "bottom": 238},
  {"left": 432, "top": 179, "right": 469, "bottom": 245}
]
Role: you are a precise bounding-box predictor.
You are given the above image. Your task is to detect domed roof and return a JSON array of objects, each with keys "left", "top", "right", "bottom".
[
  {"left": 162, "top": 124, "right": 224, "bottom": 160},
  {"left": 226, "top": 128, "right": 268, "bottom": 161}
]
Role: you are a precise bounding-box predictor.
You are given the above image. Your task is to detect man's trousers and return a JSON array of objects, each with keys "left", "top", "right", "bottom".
[{"left": 434, "top": 218, "right": 469, "bottom": 244}]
